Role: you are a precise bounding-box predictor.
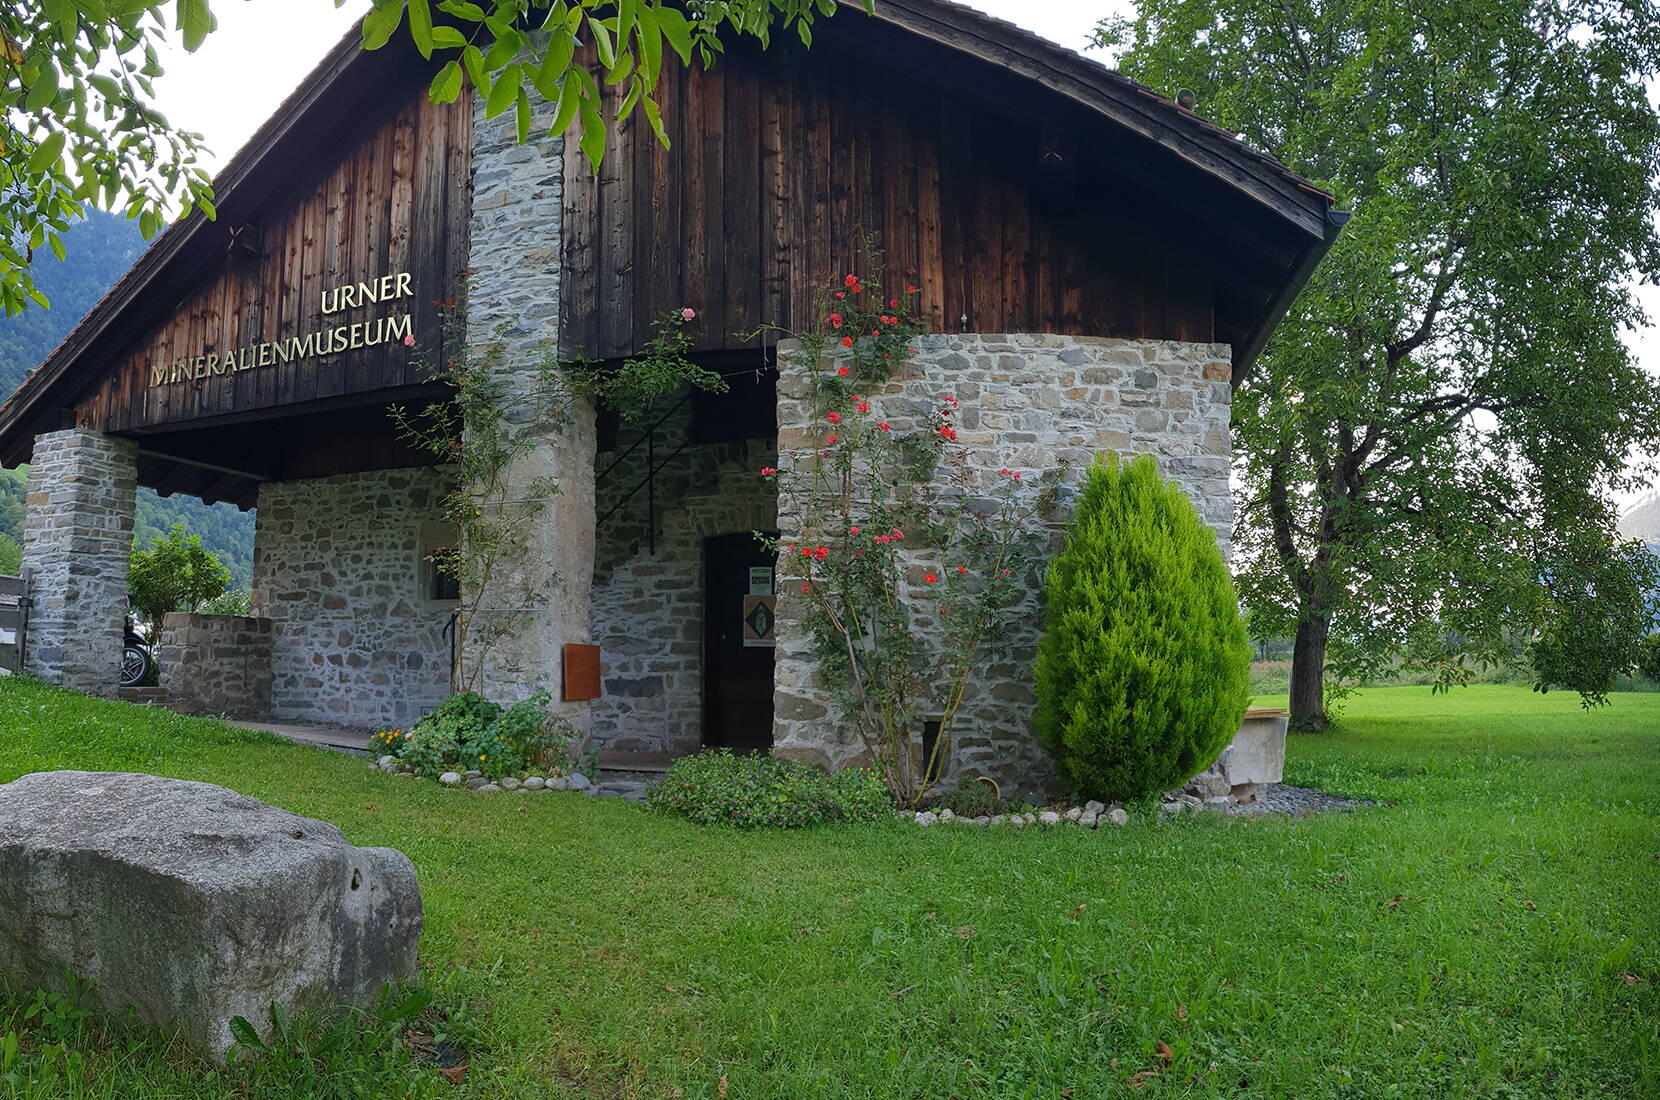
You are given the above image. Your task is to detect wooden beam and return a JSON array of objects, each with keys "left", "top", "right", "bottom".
[{"left": 136, "top": 449, "right": 271, "bottom": 485}]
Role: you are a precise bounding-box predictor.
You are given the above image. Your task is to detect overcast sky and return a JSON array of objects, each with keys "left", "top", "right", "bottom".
[{"left": 146, "top": 0, "right": 1657, "bottom": 509}]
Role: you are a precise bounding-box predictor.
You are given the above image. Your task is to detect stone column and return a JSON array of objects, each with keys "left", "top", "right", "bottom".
[
  {"left": 21, "top": 428, "right": 137, "bottom": 696},
  {"left": 463, "top": 95, "right": 596, "bottom": 727}
]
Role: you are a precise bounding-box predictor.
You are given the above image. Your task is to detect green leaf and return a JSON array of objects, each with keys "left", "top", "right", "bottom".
[
  {"left": 438, "top": 0, "right": 485, "bottom": 18},
  {"left": 550, "top": 76, "right": 581, "bottom": 136},
  {"left": 515, "top": 86, "right": 531, "bottom": 144},
  {"left": 642, "top": 93, "right": 667, "bottom": 148},
  {"left": 461, "top": 44, "right": 489, "bottom": 89},
  {"left": 484, "top": 64, "right": 519, "bottom": 119},
  {"left": 431, "top": 25, "right": 468, "bottom": 49},
  {"left": 27, "top": 131, "right": 67, "bottom": 174},
  {"left": 588, "top": 15, "right": 616, "bottom": 70},
  {"left": 360, "top": 0, "right": 404, "bottom": 51},
  {"left": 48, "top": 232, "right": 66, "bottom": 262},
  {"left": 430, "top": 59, "right": 464, "bottom": 103},
  {"left": 228, "top": 1016, "right": 266, "bottom": 1052},
  {"left": 176, "top": 0, "right": 215, "bottom": 52},
  {"left": 532, "top": 28, "right": 576, "bottom": 99},
  {"left": 482, "top": 27, "right": 522, "bottom": 70},
  {"left": 24, "top": 60, "right": 60, "bottom": 111},
  {"left": 408, "top": 0, "right": 435, "bottom": 57},
  {"left": 42, "top": 0, "right": 76, "bottom": 36},
  {"left": 577, "top": 91, "right": 606, "bottom": 170},
  {"left": 655, "top": 5, "right": 692, "bottom": 64}
]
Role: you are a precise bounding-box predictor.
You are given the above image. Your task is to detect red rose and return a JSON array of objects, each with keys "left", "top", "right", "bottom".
[
  {"left": 841, "top": 336, "right": 854, "bottom": 347},
  {"left": 837, "top": 366, "right": 849, "bottom": 376},
  {"left": 827, "top": 411, "right": 841, "bottom": 424},
  {"left": 856, "top": 401, "right": 869, "bottom": 412},
  {"left": 907, "top": 284, "right": 918, "bottom": 293},
  {"left": 924, "top": 573, "right": 937, "bottom": 584},
  {"left": 829, "top": 313, "right": 843, "bottom": 328},
  {"left": 844, "top": 274, "right": 859, "bottom": 287},
  {"left": 827, "top": 434, "right": 838, "bottom": 444}
]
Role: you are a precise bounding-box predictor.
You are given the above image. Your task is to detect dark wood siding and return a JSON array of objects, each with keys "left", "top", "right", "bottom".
[
  {"left": 75, "top": 88, "right": 472, "bottom": 434},
  {"left": 561, "top": 39, "right": 1215, "bottom": 361}
]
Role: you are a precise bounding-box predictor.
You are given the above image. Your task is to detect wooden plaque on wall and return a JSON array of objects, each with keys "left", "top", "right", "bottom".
[{"left": 563, "top": 644, "right": 601, "bottom": 702}]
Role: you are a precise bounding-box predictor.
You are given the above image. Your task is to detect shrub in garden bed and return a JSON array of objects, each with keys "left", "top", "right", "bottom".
[
  {"left": 375, "top": 691, "right": 584, "bottom": 783},
  {"left": 647, "top": 750, "right": 892, "bottom": 828}
]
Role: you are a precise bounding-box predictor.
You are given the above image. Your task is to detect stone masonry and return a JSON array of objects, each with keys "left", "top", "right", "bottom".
[
  {"left": 251, "top": 468, "right": 453, "bottom": 730},
  {"left": 21, "top": 429, "right": 138, "bottom": 697},
  {"left": 590, "top": 401, "right": 777, "bottom": 755},
  {"left": 465, "top": 91, "right": 597, "bottom": 727},
  {"left": 771, "top": 334, "right": 1234, "bottom": 797},
  {"left": 157, "top": 612, "right": 273, "bottom": 720}
]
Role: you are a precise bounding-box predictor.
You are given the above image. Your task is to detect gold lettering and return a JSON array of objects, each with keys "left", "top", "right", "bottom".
[
  {"left": 321, "top": 286, "right": 339, "bottom": 315},
  {"left": 150, "top": 362, "right": 166, "bottom": 386},
  {"left": 355, "top": 281, "right": 376, "bottom": 306},
  {"left": 194, "top": 357, "right": 207, "bottom": 380},
  {"left": 377, "top": 273, "right": 397, "bottom": 301},
  {"left": 395, "top": 271, "right": 412, "bottom": 299},
  {"left": 349, "top": 322, "right": 364, "bottom": 349},
  {"left": 386, "top": 313, "right": 412, "bottom": 343},
  {"left": 259, "top": 342, "right": 273, "bottom": 367}
]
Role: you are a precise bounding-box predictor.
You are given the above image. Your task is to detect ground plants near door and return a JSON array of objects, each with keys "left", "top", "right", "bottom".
[{"left": 0, "top": 681, "right": 1654, "bottom": 1097}]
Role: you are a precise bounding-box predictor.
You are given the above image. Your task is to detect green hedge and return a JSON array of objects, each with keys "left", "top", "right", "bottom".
[{"left": 1034, "top": 454, "right": 1251, "bottom": 802}]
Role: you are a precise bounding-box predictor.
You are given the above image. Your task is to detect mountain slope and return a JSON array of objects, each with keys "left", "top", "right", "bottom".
[{"left": 0, "top": 212, "right": 254, "bottom": 587}]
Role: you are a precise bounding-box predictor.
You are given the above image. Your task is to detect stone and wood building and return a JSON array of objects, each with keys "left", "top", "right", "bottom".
[{"left": 0, "top": 0, "right": 1341, "bottom": 790}]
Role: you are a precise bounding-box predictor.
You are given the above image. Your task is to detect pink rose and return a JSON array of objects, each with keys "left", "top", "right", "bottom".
[
  {"left": 403, "top": 333, "right": 416, "bottom": 347},
  {"left": 681, "top": 307, "right": 697, "bottom": 321}
]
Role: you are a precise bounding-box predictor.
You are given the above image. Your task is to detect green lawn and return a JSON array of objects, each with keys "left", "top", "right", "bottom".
[{"left": 1, "top": 680, "right": 1656, "bottom": 1098}]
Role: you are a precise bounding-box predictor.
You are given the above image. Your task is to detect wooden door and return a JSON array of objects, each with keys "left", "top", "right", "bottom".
[{"left": 702, "top": 532, "right": 776, "bottom": 752}]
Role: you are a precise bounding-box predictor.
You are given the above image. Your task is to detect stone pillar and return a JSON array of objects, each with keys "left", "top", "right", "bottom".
[
  {"left": 21, "top": 428, "right": 137, "bottom": 696},
  {"left": 464, "top": 93, "right": 596, "bottom": 727}
]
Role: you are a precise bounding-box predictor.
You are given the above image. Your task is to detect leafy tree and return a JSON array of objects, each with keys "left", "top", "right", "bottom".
[
  {"left": 0, "top": 2, "right": 215, "bottom": 314},
  {"left": 1034, "top": 454, "right": 1251, "bottom": 803},
  {"left": 0, "top": 531, "right": 19, "bottom": 575},
  {"left": 1100, "top": 0, "right": 1660, "bottom": 727},
  {"left": 128, "top": 523, "right": 229, "bottom": 625}
]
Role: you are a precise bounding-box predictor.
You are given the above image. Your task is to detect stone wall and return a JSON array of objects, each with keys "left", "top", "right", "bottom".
[
  {"left": 771, "top": 334, "right": 1234, "bottom": 796},
  {"left": 464, "top": 87, "right": 598, "bottom": 725},
  {"left": 251, "top": 468, "right": 453, "bottom": 730},
  {"left": 21, "top": 429, "right": 137, "bottom": 697},
  {"left": 590, "top": 402, "right": 776, "bottom": 755},
  {"left": 157, "top": 613, "right": 273, "bottom": 719}
]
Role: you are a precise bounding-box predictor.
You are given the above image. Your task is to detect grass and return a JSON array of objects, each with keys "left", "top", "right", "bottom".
[{"left": 1, "top": 679, "right": 1656, "bottom": 1098}]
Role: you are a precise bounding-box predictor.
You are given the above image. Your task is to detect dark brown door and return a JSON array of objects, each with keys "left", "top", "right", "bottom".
[{"left": 703, "top": 532, "right": 776, "bottom": 752}]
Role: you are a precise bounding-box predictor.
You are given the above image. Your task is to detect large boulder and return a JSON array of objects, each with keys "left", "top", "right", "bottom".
[{"left": 0, "top": 771, "right": 421, "bottom": 1062}]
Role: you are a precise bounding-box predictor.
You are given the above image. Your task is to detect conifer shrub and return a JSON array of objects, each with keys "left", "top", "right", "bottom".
[{"left": 1034, "top": 454, "right": 1251, "bottom": 802}]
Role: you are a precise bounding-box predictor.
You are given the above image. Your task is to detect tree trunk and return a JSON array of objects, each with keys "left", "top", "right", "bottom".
[{"left": 1290, "top": 614, "right": 1331, "bottom": 730}]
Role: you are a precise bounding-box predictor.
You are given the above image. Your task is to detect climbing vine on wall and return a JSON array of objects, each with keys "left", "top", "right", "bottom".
[
  {"left": 391, "top": 303, "right": 573, "bottom": 691},
  {"left": 763, "top": 259, "right": 1061, "bottom": 805}
]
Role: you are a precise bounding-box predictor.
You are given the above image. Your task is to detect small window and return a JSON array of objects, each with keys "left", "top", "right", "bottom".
[{"left": 420, "top": 522, "right": 462, "bottom": 608}]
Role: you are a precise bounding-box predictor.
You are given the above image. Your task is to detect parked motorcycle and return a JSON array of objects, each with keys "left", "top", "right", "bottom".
[{"left": 121, "top": 613, "right": 153, "bottom": 688}]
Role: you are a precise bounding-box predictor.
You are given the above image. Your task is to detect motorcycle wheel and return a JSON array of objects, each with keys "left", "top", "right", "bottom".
[{"left": 120, "top": 644, "right": 152, "bottom": 688}]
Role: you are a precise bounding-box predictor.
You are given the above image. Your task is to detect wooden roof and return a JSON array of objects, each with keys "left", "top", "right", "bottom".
[{"left": 0, "top": 0, "right": 1343, "bottom": 478}]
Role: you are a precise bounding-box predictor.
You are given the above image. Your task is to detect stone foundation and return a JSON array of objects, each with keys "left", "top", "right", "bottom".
[
  {"left": 772, "top": 334, "right": 1234, "bottom": 797},
  {"left": 157, "top": 613, "right": 273, "bottom": 720},
  {"left": 251, "top": 468, "right": 453, "bottom": 730},
  {"left": 21, "top": 429, "right": 137, "bottom": 697}
]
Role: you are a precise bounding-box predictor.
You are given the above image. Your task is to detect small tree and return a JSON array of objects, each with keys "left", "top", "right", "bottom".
[
  {"left": 128, "top": 524, "right": 229, "bottom": 626},
  {"left": 1035, "top": 454, "right": 1251, "bottom": 803},
  {"left": 0, "top": 532, "right": 19, "bottom": 576}
]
